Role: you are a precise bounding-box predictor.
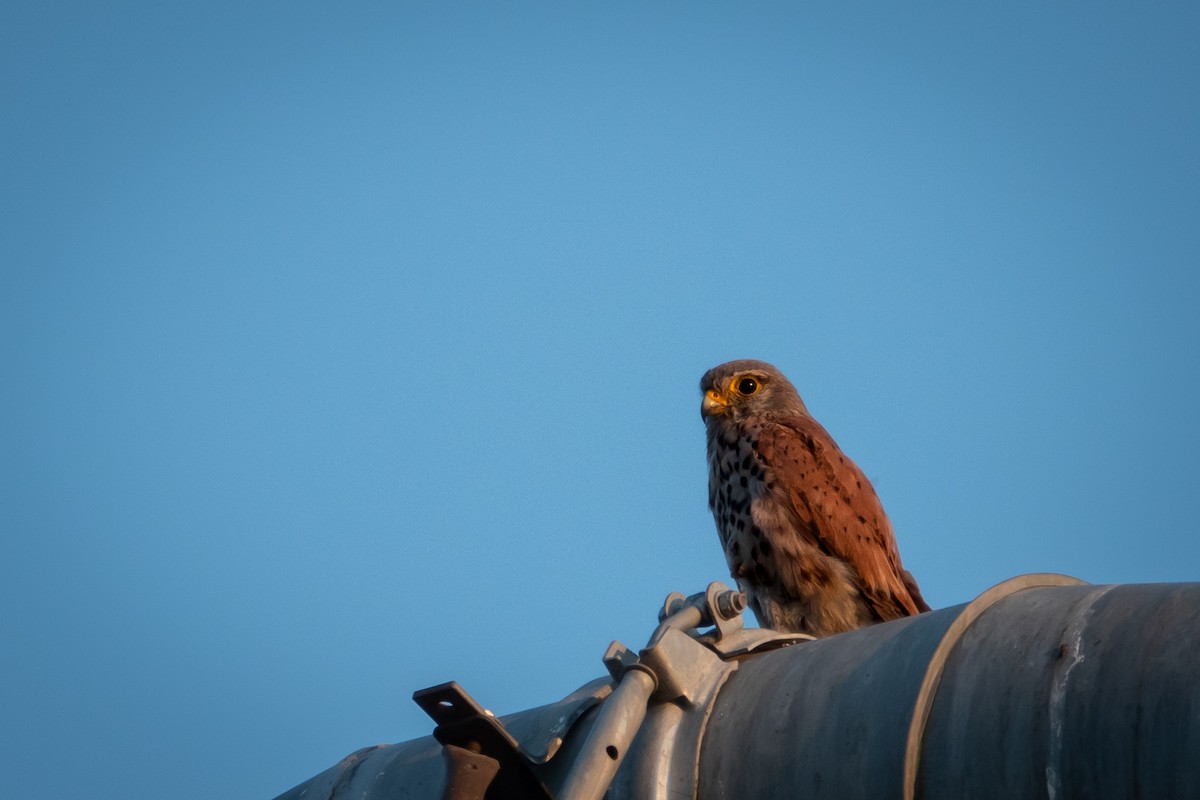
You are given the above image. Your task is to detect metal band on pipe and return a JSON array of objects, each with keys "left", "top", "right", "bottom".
[{"left": 901, "top": 573, "right": 1087, "bottom": 800}]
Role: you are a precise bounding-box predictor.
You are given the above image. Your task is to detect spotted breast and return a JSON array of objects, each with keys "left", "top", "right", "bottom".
[{"left": 707, "top": 420, "right": 773, "bottom": 586}]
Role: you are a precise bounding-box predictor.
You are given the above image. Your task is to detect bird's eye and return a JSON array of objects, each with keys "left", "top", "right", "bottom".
[{"left": 735, "top": 377, "right": 760, "bottom": 395}]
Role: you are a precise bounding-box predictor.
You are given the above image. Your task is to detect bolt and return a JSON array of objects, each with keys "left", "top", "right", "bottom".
[{"left": 715, "top": 590, "right": 747, "bottom": 620}]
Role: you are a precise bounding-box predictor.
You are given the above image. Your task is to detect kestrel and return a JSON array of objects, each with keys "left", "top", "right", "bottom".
[{"left": 701, "top": 359, "right": 929, "bottom": 637}]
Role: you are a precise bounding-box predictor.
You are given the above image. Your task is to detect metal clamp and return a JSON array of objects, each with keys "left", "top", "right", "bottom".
[
  {"left": 557, "top": 581, "right": 753, "bottom": 800},
  {"left": 413, "top": 681, "right": 553, "bottom": 800}
]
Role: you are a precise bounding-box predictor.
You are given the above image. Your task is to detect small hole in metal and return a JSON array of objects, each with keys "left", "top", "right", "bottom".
[{"left": 606, "top": 745, "right": 619, "bottom": 760}]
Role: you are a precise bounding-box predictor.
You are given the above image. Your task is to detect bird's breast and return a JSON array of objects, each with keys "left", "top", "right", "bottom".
[{"left": 707, "top": 425, "right": 771, "bottom": 565}]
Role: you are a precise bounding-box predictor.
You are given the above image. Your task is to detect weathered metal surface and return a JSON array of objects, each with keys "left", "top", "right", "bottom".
[
  {"left": 916, "top": 581, "right": 1200, "bottom": 799},
  {"left": 269, "top": 700, "right": 606, "bottom": 800},
  {"left": 698, "top": 600, "right": 955, "bottom": 799},
  {"left": 272, "top": 738, "right": 446, "bottom": 800},
  {"left": 269, "top": 683, "right": 611, "bottom": 800},
  {"left": 499, "top": 677, "right": 612, "bottom": 764},
  {"left": 902, "top": 573, "right": 1087, "bottom": 798},
  {"left": 439, "top": 744, "right": 500, "bottom": 800},
  {"left": 274, "top": 577, "right": 1200, "bottom": 800},
  {"left": 696, "top": 578, "right": 1200, "bottom": 800}
]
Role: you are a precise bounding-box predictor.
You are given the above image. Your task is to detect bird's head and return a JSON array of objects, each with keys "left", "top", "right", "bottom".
[{"left": 700, "top": 359, "right": 809, "bottom": 422}]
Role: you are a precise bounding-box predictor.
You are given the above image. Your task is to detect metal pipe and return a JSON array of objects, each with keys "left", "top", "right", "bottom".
[
  {"left": 696, "top": 578, "right": 1200, "bottom": 799},
  {"left": 555, "top": 666, "right": 657, "bottom": 800},
  {"left": 276, "top": 577, "right": 1200, "bottom": 800}
]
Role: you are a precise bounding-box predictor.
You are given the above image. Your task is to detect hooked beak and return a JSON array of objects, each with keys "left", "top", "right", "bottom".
[{"left": 701, "top": 388, "right": 729, "bottom": 418}]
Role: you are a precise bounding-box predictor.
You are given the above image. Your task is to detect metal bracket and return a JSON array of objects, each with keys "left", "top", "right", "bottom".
[
  {"left": 557, "top": 581, "right": 757, "bottom": 800},
  {"left": 657, "top": 581, "right": 747, "bottom": 643},
  {"left": 607, "top": 582, "right": 816, "bottom": 799},
  {"left": 413, "top": 681, "right": 553, "bottom": 800},
  {"left": 414, "top": 582, "right": 813, "bottom": 800}
]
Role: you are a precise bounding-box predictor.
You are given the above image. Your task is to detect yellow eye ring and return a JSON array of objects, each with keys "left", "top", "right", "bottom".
[{"left": 733, "top": 376, "right": 760, "bottom": 395}]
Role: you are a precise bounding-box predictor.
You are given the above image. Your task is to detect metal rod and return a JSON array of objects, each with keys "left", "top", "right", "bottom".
[{"left": 556, "top": 667, "right": 657, "bottom": 800}]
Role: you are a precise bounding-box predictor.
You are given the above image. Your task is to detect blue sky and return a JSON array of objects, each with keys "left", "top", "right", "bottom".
[{"left": 2, "top": 3, "right": 1198, "bottom": 798}]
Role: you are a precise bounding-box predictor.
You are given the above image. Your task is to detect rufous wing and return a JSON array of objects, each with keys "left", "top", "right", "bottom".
[{"left": 755, "top": 417, "right": 926, "bottom": 619}]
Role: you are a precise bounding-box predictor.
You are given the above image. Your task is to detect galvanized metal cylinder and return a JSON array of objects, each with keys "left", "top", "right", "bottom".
[
  {"left": 916, "top": 581, "right": 1200, "bottom": 799},
  {"left": 274, "top": 579, "right": 1200, "bottom": 800},
  {"left": 697, "top": 580, "right": 1200, "bottom": 800}
]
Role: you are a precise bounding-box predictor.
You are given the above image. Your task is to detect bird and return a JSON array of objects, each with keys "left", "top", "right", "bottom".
[{"left": 700, "top": 359, "right": 930, "bottom": 637}]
